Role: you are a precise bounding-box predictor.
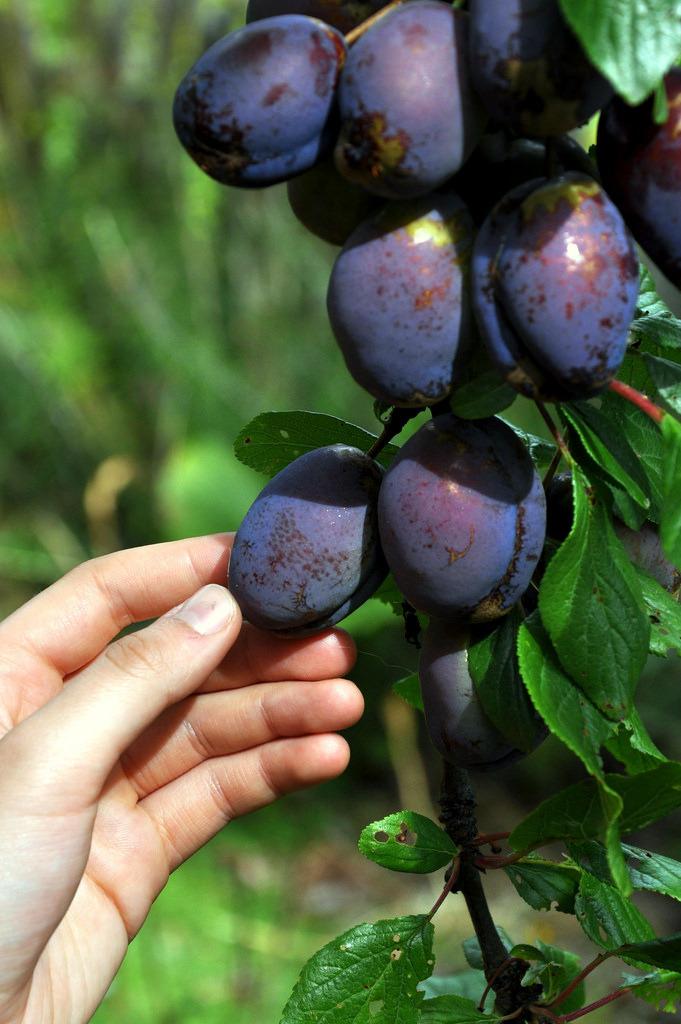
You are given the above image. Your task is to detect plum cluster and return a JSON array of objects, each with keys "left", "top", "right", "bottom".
[{"left": 173, "top": 0, "right": 680, "bottom": 769}]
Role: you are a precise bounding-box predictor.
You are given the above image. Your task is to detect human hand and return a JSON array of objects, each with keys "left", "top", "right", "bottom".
[{"left": 0, "top": 533, "right": 361, "bottom": 1024}]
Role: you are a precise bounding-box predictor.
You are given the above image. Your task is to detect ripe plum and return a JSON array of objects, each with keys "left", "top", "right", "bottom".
[
  {"left": 472, "top": 173, "right": 639, "bottom": 401},
  {"left": 335, "top": 1, "right": 485, "bottom": 198},
  {"left": 327, "top": 191, "right": 474, "bottom": 405},
  {"left": 229, "top": 445, "right": 386, "bottom": 634},
  {"left": 469, "top": 0, "right": 612, "bottom": 137},
  {"left": 287, "top": 157, "right": 379, "bottom": 245},
  {"left": 173, "top": 15, "right": 346, "bottom": 187},
  {"left": 598, "top": 69, "right": 681, "bottom": 289},
  {"left": 378, "top": 414, "right": 546, "bottom": 620},
  {"left": 420, "top": 620, "right": 544, "bottom": 769}
]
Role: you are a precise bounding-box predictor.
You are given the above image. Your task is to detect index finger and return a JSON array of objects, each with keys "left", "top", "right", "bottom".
[{"left": 0, "top": 533, "right": 234, "bottom": 678}]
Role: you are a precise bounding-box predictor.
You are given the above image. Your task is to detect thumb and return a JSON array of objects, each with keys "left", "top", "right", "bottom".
[{"left": 5, "top": 584, "right": 242, "bottom": 806}]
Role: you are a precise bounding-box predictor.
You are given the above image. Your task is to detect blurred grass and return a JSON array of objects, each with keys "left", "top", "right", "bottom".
[{"left": 0, "top": 1, "right": 679, "bottom": 1020}]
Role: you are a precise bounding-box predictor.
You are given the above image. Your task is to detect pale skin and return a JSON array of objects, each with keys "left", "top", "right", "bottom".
[{"left": 0, "top": 532, "right": 363, "bottom": 1024}]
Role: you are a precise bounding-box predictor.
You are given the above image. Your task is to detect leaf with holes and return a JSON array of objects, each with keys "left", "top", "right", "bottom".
[{"left": 358, "top": 812, "right": 457, "bottom": 874}]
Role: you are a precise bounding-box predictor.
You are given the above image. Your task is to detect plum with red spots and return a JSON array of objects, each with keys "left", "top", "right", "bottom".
[
  {"left": 173, "top": 15, "right": 346, "bottom": 187},
  {"left": 229, "top": 445, "right": 387, "bottom": 634},
  {"left": 335, "top": 1, "right": 485, "bottom": 199},
  {"left": 472, "top": 172, "right": 639, "bottom": 401},
  {"left": 377, "top": 414, "right": 546, "bottom": 620},
  {"left": 287, "top": 157, "right": 380, "bottom": 245},
  {"left": 469, "top": 0, "right": 612, "bottom": 138},
  {"left": 598, "top": 69, "right": 681, "bottom": 290},
  {"left": 419, "top": 620, "right": 546, "bottom": 769},
  {"left": 327, "top": 191, "right": 475, "bottom": 405},
  {"left": 246, "top": 0, "right": 387, "bottom": 34}
]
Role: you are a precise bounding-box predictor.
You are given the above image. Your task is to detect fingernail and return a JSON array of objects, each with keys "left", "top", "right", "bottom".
[{"left": 173, "top": 584, "right": 237, "bottom": 636}]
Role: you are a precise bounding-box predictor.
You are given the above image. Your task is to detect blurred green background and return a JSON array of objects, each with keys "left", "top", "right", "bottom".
[{"left": 0, "top": 1, "right": 679, "bottom": 1019}]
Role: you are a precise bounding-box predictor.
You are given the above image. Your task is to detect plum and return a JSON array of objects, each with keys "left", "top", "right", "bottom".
[
  {"left": 598, "top": 69, "right": 681, "bottom": 290},
  {"left": 229, "top": 445, "right": 387, "bottom": 634},
  {"left": 327, "top": 191, "right": 475, "bottom": 406},
  {"left": 377, "top": 414, "right": 546, "bottom": 620},
  {"left": 246, "top": 0, "right": 387, "bottom": 34},
  {"left": 469, "top": 0, "right": 612, "bottom": 137},
  {"left": 287, "top": 157, "right": 380, "bottom": 245},
  {"left": 420, "top": 620, "right": 545, "bottom": 769},
  {"left": 173, "top": 15, "right": 346, "bottom": 187},
  {"left": 335, "top": 2, "right": 486, "bottom": 198},
  {"left": 472, "top": 173, "right": 639, "bottom": 401}
]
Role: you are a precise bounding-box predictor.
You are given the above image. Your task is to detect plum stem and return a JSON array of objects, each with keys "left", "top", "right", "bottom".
[
  {"left": 439, "top": 765, "right": 542, "bottom": 1016},
  {"left": 345, "top": 0, "right": 405, "bottom": 44},
  {"left": 472, "top": 831, "right": 512, "bottom": 847},
  {"left": 475, "top": 850, "right": 527, "bottom": 869},
  {"left": 534, "top": 401, "right": 573, "bottom": 464},
  {"left": 426, "top": 855, "right": 461, "bottom": 920},
  {"left": 546, "top": 952, "right": 613, "bottom": 1011},
  {"left": 478, "top": 957, "right": 514, "bottom": 1011},
  {"left": 558, "top": 986, "right": 629, "bottom": 1021},
  {"left": 366, "top": 407, "right": 419, "bottom": 459},
  {"left": 608, "top": 379, "right": 664, "bottom": 424},
  {"left": 542, "top": 448, "right": 562, "bottom": 489}
]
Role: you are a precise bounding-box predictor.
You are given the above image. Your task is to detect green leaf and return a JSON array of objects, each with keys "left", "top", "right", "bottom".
[
  {"left": 575, "top": 872, "right": 655, "bottom": 954},
  {"left": 504, "top": 858, "right": 580, "bottom": 914},
  {"left": 661, "top": 415, "right": 681, "bottom": 567},
  {"left": 509, "top": 779, "right": 614, "bottom": 853},
  {"left": 392, "top": 675, "right": 424, "bottom": 713},
  {"left": 636, "top": 265, "right": 672, "bottom": 318},
  {"left": 280, "top": 916, "right": 433, "bottom": 1024},
  {"left": 617, "top": 762, "right": 681, "bottom": 834},
  {"left": 419, "top": 996, "right": 502, "bottom": 1023},
  {"left": 624, "top": 844, "right": 681, "bottom": 902},
  {"left": 605, "top": 709, "right": 667, "bottom": 774},
  {"left": 234, "top": 411, "right": 400, "bottom": 477},
  {"left": 619, "top": 935, "right": 681, "bottom": 972},
  {"left": 373, "top": 576, "right": 405, "bottom": 616},
  {"left": 630, "top": 315, "right": 681, "bottom": 351},
  {"left": 625, "top": 970, "right": 681, "bottom": 1015},
  {"left": 510, "top": 764, "right": 681, "bottom": 853},
  {"left": 644, "top": 353, "right": 681, "bottom": 416},
  {"left": 517, "top": 612, "right": 616, "bottom": 779},
  {"left": 563, "top": 403, "right": 650, "bottom": 512},
  {"left": 418, "top": 973, "right": 484, "bottom": 1004},
  {"left": 498, "top": 419, "right": 556, "bottom": 468},
  {"left": 449, "top": 344, "right": 515, "bottom": 420},
  {"left": 468, "top": 610, "right": 542, "bottom": 753},
  {"left": 512, "top": 941, "right": 585, "bottom": 1011},
  {"left": 358, "top": 812, "right": 457, "bottom": 874},
  {"left": 463, "top": 929, "right": 514, "bottom": 972},
  {"left": 601, "top": 363, "right": 665, "bottom": 524},
  {"left": 637, "top": 568, "right": 681, "bottom": 657},
  {"left": 558, "top": 0, "right": 681, "bottom": 103},
  {"left": 539, "top": 471, "right": 650, "bottom": 720}
]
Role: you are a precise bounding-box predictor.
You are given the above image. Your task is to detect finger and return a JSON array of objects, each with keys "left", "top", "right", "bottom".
[
  {"left": 4, "top": 585, "right": 242, "bottom": 810},
  {"left": 122, "top": 678, "right": 364, "bottom": 797},
  {"left": 141, "top": 734, "right": 350, "bottom": 870},
  {"left": 197, "top": 624, "right": 357, "bottom": 693},
  {"left": 0, "top": 533, "right": 233, "bottom": 682}
]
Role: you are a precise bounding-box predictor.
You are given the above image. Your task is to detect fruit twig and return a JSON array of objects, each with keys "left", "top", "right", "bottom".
[
  {"left": 427, "top": 855, "right": 461, "bottom": 920},
  {"left": 608, "top": 379, "right": 664, "bottom": 424},
  {"left": 439, "top": 765, "right": 542, "bottom": 1015},
  {"left": 366, "top": 407, "right": 419, "bottom": 459},
  {"left": 345, "top": 0, "right": 405, "bottom": 44},
  {"left": 534, "top": 400, "right": 573, "bottom": 463},
  {"left": 546, "top": 952, "right": 613, "bottom": 1011}
]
